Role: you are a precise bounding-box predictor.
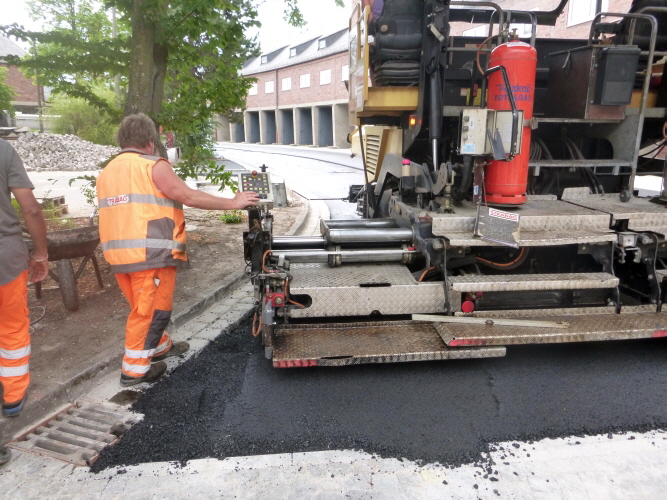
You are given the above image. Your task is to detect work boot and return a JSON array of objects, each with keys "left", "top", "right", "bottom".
[
  {"left": 120, "top": 361, "right": 167, "bottom": 387},
  {"left": 0, "top": 446, "right": 11, "bottom": 466},
  {"left": 151, "top": 341, "right": 190, "bottom": 362},
  {"left": 2, "top": 394, "right": 27, "bottom": 418}
]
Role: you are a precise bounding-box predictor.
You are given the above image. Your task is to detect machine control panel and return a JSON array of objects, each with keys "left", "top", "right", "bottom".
[
  {"left": 459, "top": 108, "right": 523, "bottom": 157},
  {"left": 238, "top": 170, "right": 274, "bottom": 208}
]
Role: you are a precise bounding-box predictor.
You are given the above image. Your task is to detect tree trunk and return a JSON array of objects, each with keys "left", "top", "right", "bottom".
[{"left": 124, "top": 0, "right": 169, "bottom": 157}]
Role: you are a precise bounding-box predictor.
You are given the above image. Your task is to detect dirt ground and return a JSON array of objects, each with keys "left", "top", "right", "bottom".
[{"left": 28, "top": 200, "right": 304, "bottom": 368}]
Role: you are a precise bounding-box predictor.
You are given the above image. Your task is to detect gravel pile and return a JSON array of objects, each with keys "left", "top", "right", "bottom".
[{"left": 12, "top": 132, "right": 119, "bottom": 172}]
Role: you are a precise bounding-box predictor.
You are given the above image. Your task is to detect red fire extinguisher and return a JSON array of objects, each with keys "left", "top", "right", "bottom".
[{"left": 485, "top": 38, "right": 537, "bottom": 205}]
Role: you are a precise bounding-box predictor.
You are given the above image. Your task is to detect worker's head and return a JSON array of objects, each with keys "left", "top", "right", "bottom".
[{"left": 116, "top": 113, "right": 158, "bottom": 151}]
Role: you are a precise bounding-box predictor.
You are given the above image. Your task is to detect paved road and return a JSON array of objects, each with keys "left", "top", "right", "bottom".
[{"left": 93, "top": 324, "right": 667, "bottom": 470}]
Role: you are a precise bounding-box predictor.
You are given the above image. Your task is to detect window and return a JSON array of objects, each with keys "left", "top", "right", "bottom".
[
  {"left": 568, "top": 0, "right": 608, "bottom": 26},
  {"left": 320, "top": 69, "right": 331, "bottom": 85},
  {"left": 261, "top": 55, "right": 268, "bottom": 64},
  {"left": 341, "top": 64, "right": 349, "bottom": 82},
  {"left": 290, "top": 47, "right": 297, "bottom": 57},
  {"left": 300, "top": 74, "right": 310, "bottom": 88},
  {"left": 248, "top": 83, "right": 258, "bottom": 96},
  {"left": 318, "top": 39, "right": 327, "bottom": 49},
  {"left": 463, "top": 25, "right": 487, "bottom": 37},
  {"left": 282, "top": 77, "right": 292, "bottom": 91},
  {"left": 265, "top": 81, "right": 274, "bottom": 94}
]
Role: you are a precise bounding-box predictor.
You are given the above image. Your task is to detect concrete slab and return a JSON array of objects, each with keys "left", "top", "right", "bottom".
[{"left": 2, "top": 430, "right": 666, "bottom": 498}]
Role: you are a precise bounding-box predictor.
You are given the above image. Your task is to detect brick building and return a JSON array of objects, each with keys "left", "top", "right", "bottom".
[
  {"left": 229, "top": 28, "right": 352, "bottom": 149},
  {"left": 0, "top": 35, "right": 41, "bottom": 125}
]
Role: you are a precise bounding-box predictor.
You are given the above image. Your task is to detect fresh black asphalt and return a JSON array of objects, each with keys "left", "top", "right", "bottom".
[{"left": 92, "top": 320, "right": 667, "bottom": 471}]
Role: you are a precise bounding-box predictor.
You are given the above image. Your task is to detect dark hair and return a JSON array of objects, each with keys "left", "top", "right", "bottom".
[{"left": 116, "top": 113, "right": 158, "bottom": 149}]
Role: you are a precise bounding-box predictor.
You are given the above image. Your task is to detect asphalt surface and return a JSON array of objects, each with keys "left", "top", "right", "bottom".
[{"left": 92, "top": 318, "right": 667, "bottom": 472}]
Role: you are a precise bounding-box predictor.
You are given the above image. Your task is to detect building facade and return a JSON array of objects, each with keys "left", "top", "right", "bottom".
[
  {"left": 0, "top": 36, "right": 42, "bottom": 126},
  {"left": 228, "top": 28, "right": 352, "bottom": 149}
]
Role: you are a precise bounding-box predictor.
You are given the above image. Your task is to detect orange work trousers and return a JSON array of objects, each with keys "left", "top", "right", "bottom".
[
  {"left": 115, "top": 267, "right": 177, "bottom": 378},
  {"left": 0, "top": 270, "right": 31, "bottom": 405}
]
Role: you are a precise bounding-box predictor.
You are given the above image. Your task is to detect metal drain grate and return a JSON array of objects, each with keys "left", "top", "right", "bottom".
[{"left": 8, "top": 399, "right": 141, "bottom": 466}]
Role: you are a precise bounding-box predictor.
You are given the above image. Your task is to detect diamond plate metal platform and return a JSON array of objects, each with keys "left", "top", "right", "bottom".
[
  {"left": 430, "top": 199, "right": 615, "bottom": 247},
  {"left": 8, "top": 399, "right": 140, "bottom": 466},
  {"left": 287, "top": 263, "right": 446, "bottom": 318},
  {"left": 432, "top": 311, "right": 667, "bottom": 346},
  {"left": 448, "top": 272, "right": 618, "bottom": 292},
  {"left": 273, "top": 320, "right": 506, "bottom": 367},
  {"left": 564, "top": 194, "right": 667, "bottom": 230}
]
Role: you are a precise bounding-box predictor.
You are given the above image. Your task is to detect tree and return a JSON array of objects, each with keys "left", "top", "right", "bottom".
[
  {"left": 1, "top": 0, "right": 344, "bottom": 186},
  {"left": 0, "top": 67, "right": 17, "bottom": 118}
]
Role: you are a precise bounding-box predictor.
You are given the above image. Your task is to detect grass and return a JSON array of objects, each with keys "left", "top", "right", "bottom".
[{"left": 219, "top": 210, "right": 245, "bottom": 224}]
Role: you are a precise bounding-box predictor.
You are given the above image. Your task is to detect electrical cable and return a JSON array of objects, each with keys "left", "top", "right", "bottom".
[
  {"left": 419, "top": 267, "right": 436, "bottom": 282},
  {"left": 476, "top": 247, "right": 529, "bottom": 270}
]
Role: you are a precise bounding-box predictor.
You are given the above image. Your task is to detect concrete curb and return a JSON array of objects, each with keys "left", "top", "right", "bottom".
[{"left": 2, "top": 193, "right": 311, "bottom": 442}]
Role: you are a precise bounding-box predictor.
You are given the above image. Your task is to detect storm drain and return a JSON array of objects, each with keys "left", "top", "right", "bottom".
[{"left": 8, "top": 399, "right": 141, "bottom": 466}]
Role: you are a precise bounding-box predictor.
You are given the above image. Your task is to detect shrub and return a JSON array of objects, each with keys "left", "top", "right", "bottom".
[
  {"left": 219, "top": 210, "right": 244, "bottom": 224},
  {"left": 47, "top": 86, "right": 118, "bottom": 145}
]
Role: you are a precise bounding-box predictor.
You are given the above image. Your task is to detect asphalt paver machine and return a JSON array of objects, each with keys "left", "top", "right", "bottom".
[{"left": 242, "top": 0, "right": 667, "bottom": 367}]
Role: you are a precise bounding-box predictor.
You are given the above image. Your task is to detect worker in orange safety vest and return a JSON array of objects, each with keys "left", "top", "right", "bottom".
[
  {"left": 0, "top": 137, "right": 48, "bottom": 465},
  {"left": 97, "top": 114, "right": 259, "bottom": 386}
]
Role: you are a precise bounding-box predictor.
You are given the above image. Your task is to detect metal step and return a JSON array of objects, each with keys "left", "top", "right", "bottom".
[
  {"left": 431, "top": 311, "right": 667, "bottom": 347},
  {"left": 448, "top": 272, "right": 618, "bottom": 292},
  {"left": 287, "top": 263, "right": 446, "bottom": 319},
  {"left": 272, "top": 320, "right": 506, "bottom": 367}
]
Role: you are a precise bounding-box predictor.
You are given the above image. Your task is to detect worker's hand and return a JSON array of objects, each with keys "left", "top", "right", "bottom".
[
  {"left": 233, "top": 190, "right": 260, "bottom": 209},
  {"left": 28, "top": 256, "right": 49, "bottom": 283}
]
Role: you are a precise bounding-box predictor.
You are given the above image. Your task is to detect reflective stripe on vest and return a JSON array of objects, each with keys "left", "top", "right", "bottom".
[
  {"left": 99, "top": 193, "right": 183, "bottom": 209},
  {"left": 0, "top": 346, "right": 31, "bottom": 360},
  {"left": 122, "top": 362, "right": 151, "bottom": 375},
  {"left": 102, "top": 238, "right": 187, "bottom": 252},
  {"left": 0, "top": 364, "right": 29, "bottom": 377}
]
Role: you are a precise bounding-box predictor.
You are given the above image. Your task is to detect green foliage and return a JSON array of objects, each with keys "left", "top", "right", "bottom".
[
  {"left": 219, "top": 210, "right": 243, "bottom": 224},
  {"left": 0, "top": 67, "right": 17, "bottom": 118},
  {"left": 13, "top": 195, "right": 75, "bottom": 229},
  {"left": 3, "top": 0, "right": 128, "bottom": 119},
  {"left": 48, "top": 86, "right": 119, "bottom": 145},
  {"left": 11, "top": 198, "right": 21, "bottom": 218},
  {"left": 1, "top": 0, "right": 343, "bottom": 190},
  {"left": 173, "top": 119, "right": 236, "bottom": 191}
]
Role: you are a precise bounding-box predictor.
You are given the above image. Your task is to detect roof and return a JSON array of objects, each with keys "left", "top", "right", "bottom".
[
  {"left": 242, "top": 28, "right": 347, "bottom": 76},
  {"left": 0, "top": 35, "right": 27, "bottom": 60}
]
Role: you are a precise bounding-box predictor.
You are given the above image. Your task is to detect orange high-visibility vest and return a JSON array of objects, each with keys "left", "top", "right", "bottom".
[{"left": 97, "top": 149, "right": 187, "bottom": 274}]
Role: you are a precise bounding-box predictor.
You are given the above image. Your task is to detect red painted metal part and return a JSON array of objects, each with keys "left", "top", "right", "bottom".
[{"left": 485, "top": 40, "right": 537, "bottom": 205}]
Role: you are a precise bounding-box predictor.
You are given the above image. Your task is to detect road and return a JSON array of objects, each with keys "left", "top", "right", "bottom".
[{"left": 214, "top": 143, "right": 363, "bottom": 220}]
